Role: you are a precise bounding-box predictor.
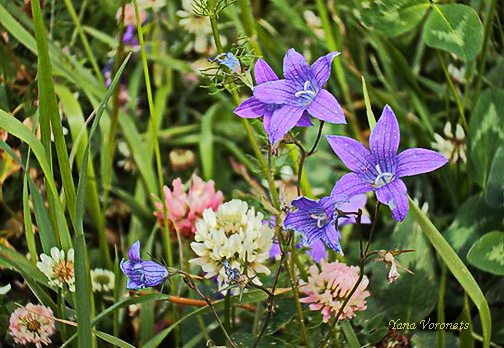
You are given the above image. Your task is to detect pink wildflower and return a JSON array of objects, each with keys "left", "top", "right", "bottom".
[
  {"left": 9, "top": 303, "right": 56, "bottom": 348},
  {"left": 116, "top": 4, "right": 146, "bottom": 26},
  {"left": 154, "top": 174, "right": 223, "bottom": 237},
  {"left": 300, "top": 260, "right": 370, "bottom": 323}
]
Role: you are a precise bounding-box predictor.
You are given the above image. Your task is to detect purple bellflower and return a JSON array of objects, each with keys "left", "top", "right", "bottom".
[
  {"left": 283, "top": 194, "right": 349, "bottom": 255},
  {"left": 327, "top": 105, "right": 448, "bottom": 222},
  {"left": 234, "top": 58, "right": 314, "bottom": 135},
  {"left": 235, "top": 49, "right": 345, "bottom": 144},
  {"left": 120, "top": 241, "right": 168, "bottom": 290},
  {"left": 122, "top": 25, "right": 139, "bottom": 47}
]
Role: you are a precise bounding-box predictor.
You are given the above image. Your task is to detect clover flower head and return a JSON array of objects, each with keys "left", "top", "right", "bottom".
[
  {"left": 154, "top": 174, "right": 223, "bottom": 237},
  {"left": 36, "top": 247, "right": 75, "bottom": 292},
  {"left": 300, "top": 260, "right": 370, "bottom": 323},
  {"left": 91, "top": 268, "right": 115, "bottom": 292},
  {"left": 327, "top": 105, "right": 448, "bottom": 221},
  {"left": 116, "top": 4, "right": 146, "bottom": 26},
  {"left": 189, "top": 199, "right": 275, "bottom": 291},
  {"left": 432, "top": 122, "right": 466, "bottom": 163},
  {"left": 235, "top": 49, "right": 345, "bottom": 145},
  {"left": 9, "top": 303, "right": 56, "bottom": 348},
  {"left": 120, "top": 241, "right": 168, "bottom": 290}
]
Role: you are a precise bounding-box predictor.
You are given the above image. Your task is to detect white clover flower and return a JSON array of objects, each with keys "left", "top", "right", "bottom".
[
  {"left": 36, "top": 247, "right": 75, "bottom": 292},
  {"left": 91, "top": 268, "right": 115, "bottom": 292},
  {"left": 138, "top": 0, "right": 167, "bottom": 11},
  {"left": 177, "top": 0, "right": 225, "bottom": 54},
  {"left": 189, "top": 199, "right": 275, "bottom": 291},
  {"left": 432, "top": 122, "right": 466, "bottom": 163}
]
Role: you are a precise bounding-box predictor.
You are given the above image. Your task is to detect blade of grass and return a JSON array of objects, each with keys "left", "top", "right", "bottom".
[
  {"left": 409, "top": 198, "right": 491, "bottom": 348},
  {"left": 55, "top": 84, "right": 111, "bottom": 268},
  {"left": 199, "top": 104, "right": 219, "bottom": 180},
  {"left": 73, "top": 53, "right": 132, "bottom": 348},
  {"left": 0, "top": 111, "right": 71, "bottom": 249},
  {"left": 30, "top": 0, "right": 77, "bottom": 226},
  {"left": 94, "top": 330, "right": 135, "bottom": 348}
]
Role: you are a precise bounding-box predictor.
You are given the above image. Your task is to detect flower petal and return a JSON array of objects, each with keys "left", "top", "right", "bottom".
[
  {"left": 141, "top": 261, "right": 168, "bottom": 287},
  {"left": 128, "top": 241, "right": 142, "bottom": 262},
  {"left": 234, "top": 97, "right": 268, "bottom": 118},
  {"left": 396, "top": 148, "right": 448, "bottom": 177},
  {"left": 306, "top": 240, "right": 327, "bottom": 262},
  {"left": 326, "top": 135, "right": 375, "bottom": 172},
  {"left": 253, "top": 79, "right": 296, "bottom": 104},
  {"left": 310, "top": 51, "right": 340, "bottom": 87},
  {"left": 307, "top": 89, "right": 345, "bottom": 124},
  {"left": 263, "top": 112, "right": 272, "bottom": 134},
  {"left": 375, "top": 179, "right": 409, "bottom": 221},
  {"left": 126, "top": 279, "right": 144, "bottom": 290},
  {"left": 296, "top": 111, "right": 314, "bottom": 127},
  {"left": 321, "top": 224, "right": 342, "bottom": 253},
  {"left": 283, "top": 48, "right": 312, "bottom": 84},
  {"left": 254, "top": 58, "right": 278, "bottom": 84},
  {"left": 369, "top": 105, "right": 400, "bottom": 172},
  {"left": 331, "top": 173, "right": 373, "bottom": 196},
  {"left": 268, "top": 105, "right": 304, "bottom": 145},
  {"left": 290, "top": 196, "right": 320, "bottom": 211}
]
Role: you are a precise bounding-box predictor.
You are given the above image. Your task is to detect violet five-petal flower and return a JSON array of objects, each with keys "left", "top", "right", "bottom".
[
  {"left": 234, "top": 58, "right": 314, "bottom": 135},
  {"left": 235, "top": 49, "right": 345, "bottom": 144},
  {"left": 120, "top": 241, "right": 168, "bottom": 290},
  {"left": 283, "top": 194, "right": 349, "bottom": 255},
  {"left": 327, "top": 105, "right": 448, "bottom": 221}
]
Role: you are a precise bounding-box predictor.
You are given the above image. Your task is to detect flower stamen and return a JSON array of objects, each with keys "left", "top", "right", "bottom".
[
  {"left": 295, "top": 80, "right": 318, "bottom": 104},
  {"left": 373, "top": 164, "right": 394, "bottom": 188},
  {"left": 310, "top": 212, "right": 328, "bottom": 228}
]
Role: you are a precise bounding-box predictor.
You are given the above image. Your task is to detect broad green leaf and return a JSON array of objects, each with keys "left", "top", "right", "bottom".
[
  {"left": 445, "top": 194, "right": 503, "bottom": 258},
  {"left": 341, "top": 320, "right": 360, "bottom": 348},
  {"left": 423, "top": 4, "right": 483, "bottom": 60},
  {"left": 485, "top": 147, "right": 504, "bottom": 208},
  {"left": 265, "top": 295, "right": 297, "bottom": 335},
  {"left": 468, "top": 88, "right": 504, "bottom": 187},
  {"left": 361, "top": 0, "right": 430, "bottom": 36},
  {"left": 409, "top": 198, "right": 492, "bottom": 348},
  {"left": 467, "top": 232, "right": 504, "bottom": 276}
]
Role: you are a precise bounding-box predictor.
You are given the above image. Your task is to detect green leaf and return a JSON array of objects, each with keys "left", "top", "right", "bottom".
[
  {"left": 265, "top": 296, "right": 297, "bottom": 335},
  {"left": 341, "top": 320, "right": 360, "bottom": 348},
  {"left": 143, "top": 289, "right": 276, "bottom": 348},
  {"left": 232, "top": 332, "right": 293, "bottom": 347},
  {"left": 468, "top": 88, "right": 504, "bottom": 187},
  {"left": 361, "top": 0, "right": 430, "bottom": 36},
  {"left": 423, "top": 4, "right": 484, "bottom": 60},
  {"left": 445, "top": 194, "right": 503, "bottom": 258},
  {"left": 411, "top": 331, "right": 459, "bottom": 348},
  {"left": 0, "top": 116, "right": 71, "bottom": 248},
  {"left": 467, "top": 232, "right": 504, "bottom": 276},
  {"left": 362, "top": 76, "right": 376, "bottom": 131},
  {"left": 30, "top": 0, "right": 77, "bottom": 226},
  {"left": 409, "top": 198, "right": 492, "bottom": 348},
  {"left": 485, "top": 146, "right": 504, "bottom": 208},
  {"left": 94, "top": 330, "right": 135, "bottom": 348},
  {"left": 73, "top": 53, "right": 131, "bottom": 348}
]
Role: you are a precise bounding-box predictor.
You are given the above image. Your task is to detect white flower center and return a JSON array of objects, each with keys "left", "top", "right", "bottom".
[
  {"left": 373, "top": 164, "right": 394, "bottom": 188},
  {"left": 295, "top": 81, "right": 317, "bottom": 105},
  {"left": 310, "top": 212, "right": 328, "bottom": 228}
]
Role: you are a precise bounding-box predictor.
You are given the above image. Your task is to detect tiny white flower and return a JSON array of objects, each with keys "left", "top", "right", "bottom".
[
  {"left": 90, "top": 268, "right": 115, "bottom": 292},
  {"left": 189, "top": 199, "right": 275, "bottom": 292},
  {"left": 36, "top": 247, "right": 75, "bottom": 292}
]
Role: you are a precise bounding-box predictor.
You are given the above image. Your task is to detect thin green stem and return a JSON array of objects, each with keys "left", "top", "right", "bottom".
[
  {"left": 132, "top": 0, "right": 173, "bottom": 269},
  {"left": 437, "top": 262, "right": 447, "bottom": 348},
  {"left": 473, "top": 0, "right": 497, "bottom": 105},
  {"left": 436, "top": 50, "right": 468, "bottom": 131},
  {"left": 288, "top": 237, "right": 311, "bottom": 346},
  {"left": 320, "top": 204, "right": 380, "bottom": 348},
  {"left": 236, "top": 0, "right": 262, "bottom": 55},
  {"left": 62, "top": 0, "right": 105, "bottom": 86}
]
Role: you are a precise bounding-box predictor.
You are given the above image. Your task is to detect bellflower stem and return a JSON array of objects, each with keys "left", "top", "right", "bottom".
[{"left": 320, "top": 203, "right": 380, "bottom": 348}]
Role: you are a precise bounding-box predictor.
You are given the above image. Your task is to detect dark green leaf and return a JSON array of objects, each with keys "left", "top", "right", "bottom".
[
  {"left": 467, "top": 232, "right": 504, "bottom": 276},
  {"left": 423, "top": 4, "right": 483, "bottom": 60}
]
